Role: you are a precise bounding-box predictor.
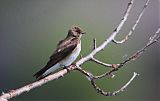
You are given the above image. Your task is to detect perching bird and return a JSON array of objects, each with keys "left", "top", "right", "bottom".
[{"left": 33, "top": 26, "right": 86, "bottom": 80}]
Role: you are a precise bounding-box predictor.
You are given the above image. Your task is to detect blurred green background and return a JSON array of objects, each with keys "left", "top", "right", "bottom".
[{"left": 0, "top": 0, "right": 159, "bottom": 101}]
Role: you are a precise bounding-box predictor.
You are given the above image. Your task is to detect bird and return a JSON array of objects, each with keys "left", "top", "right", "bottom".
[{"left": 33, "top": 26, "right": 86, "bottom": 80}]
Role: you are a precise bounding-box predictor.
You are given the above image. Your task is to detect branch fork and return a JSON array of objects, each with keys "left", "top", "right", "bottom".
[{"left": 1, "top": 0, "right": 159, "bottom": 101}]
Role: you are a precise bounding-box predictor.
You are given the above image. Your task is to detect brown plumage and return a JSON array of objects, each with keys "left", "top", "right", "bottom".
[{"left": 33, "top": 26, "right": 85, "bottom": 79}]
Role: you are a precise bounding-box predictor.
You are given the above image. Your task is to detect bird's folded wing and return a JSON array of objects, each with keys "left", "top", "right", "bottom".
[{"left": 33, "top": 38, "right": 78, "bottom": 78}]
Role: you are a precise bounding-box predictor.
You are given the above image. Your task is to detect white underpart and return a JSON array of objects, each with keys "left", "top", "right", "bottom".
[{"left": 42, "top": 41, "right": 81, "bottom": 77}]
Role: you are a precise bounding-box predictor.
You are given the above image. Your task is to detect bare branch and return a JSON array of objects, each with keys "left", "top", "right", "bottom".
[
  {"left": 76, "top": 26, "right": 159, "bottom": 96},
  {"left": 120, "top": 28, "right": 160, "bottom": 66},
  {"left": 91, "top": 72, "right": 139, "bottom": 96},
  {"left": 76, "top": 67, "right": 94, "bottom": 80},
  {"left": 112, "top": 72, "right": 139, "bottom": 95},
  {"left": 76, "top": 27, "right": 159, "bottom": 83},
  {"left": 94, "top": 27, "right": 160, "bottom": 79},
  {"left": 0, "top": 65, "right": 76, "bottom": 101},
  {"left": 0, "top": 0, "right": 155, "bottom": 100},
  {"left": 76, "top": 0, "right": 134, "bottom": 66},
  {"left": 0, "top": 0, "right": 137, "bottom": 100},
  {"left": 91, "top": 57, "right": 112, "bottom": 67},
  {"left": 77, "top": 26, "right": 160, "bottom": 96},
  {"left": 112, "top": 0, "right": 150, "bottom": 44}
]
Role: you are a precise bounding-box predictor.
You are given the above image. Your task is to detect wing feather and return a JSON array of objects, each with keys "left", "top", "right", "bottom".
[{"left": 33, "top": 37, "right": 78, "bottom": 79}]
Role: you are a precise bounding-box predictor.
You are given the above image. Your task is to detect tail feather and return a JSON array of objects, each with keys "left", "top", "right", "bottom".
[
  {"left": 34, "top": 73, "right": 50, "bottom": 80},
  {"left": 34, "top": 64, "right": 60, "bottom": 80},
  {"left": 33, "top": 68, "right": 47, "bottom": 79}
]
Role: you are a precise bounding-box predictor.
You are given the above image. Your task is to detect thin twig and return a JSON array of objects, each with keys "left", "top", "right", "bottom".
[
  {"left": 91, "top": 57, "right": 112, "bottom": 67},
  {"left": 76, "top": 0, "right": 134, "bottom": 66},
  {"left": 112, "top": 72, "right": 139, "bottom": 95},
  {"left": 0, "top": 0, "right": 135, "bottom": 100},
  {"left": 95, "top": 27, "right": 160, "bottom": 79},
  {"left": 0, "top": 0, "right": 155, "bottom": 100},
  {"left": 76, "top": 27, "right": 159, "bottom": 96},
  {"left": 91, "top": 72, "right": 139, "bottom": 96},
  {"left": 112, "top": 0, "right": 150, "bottom": 44}
]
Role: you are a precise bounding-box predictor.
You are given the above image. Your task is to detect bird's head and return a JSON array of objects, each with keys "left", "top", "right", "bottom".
[{"left": 68, "top": 25, "right": 86, "bottom": 38}]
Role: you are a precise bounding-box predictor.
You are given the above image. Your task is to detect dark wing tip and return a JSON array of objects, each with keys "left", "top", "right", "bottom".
[
  {"left": 33, "top": 70, "right": 51, "bottom": 80},
  {"left": 33, "top": 37, "right": 78, "bottom": 80},
  {"left": 33, "top": 69, "right": 45, "bottom": 79},
  {"left": 33, "top": 72, "right": 41, "bottom": 79}
]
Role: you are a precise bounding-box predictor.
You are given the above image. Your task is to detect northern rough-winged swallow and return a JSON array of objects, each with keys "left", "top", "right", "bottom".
[{"left": 33, "top": 26, "right": 86, "bottom": 79}]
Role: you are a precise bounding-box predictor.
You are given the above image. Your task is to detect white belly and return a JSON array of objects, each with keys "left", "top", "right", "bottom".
[
  {"left": 42, "top": 42, "right": 81, "bottom": 77},
  {"left": 60, "top": 42, "right": 81, "bottom": 66}
]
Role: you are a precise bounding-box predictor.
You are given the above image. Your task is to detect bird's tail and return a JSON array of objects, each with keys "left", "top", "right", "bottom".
[
  {"left": 33, "top": 64, "right": 60, "bottom": 80},
  {"left": 33, "top": 68, "right": 47, "bottom": 80}
]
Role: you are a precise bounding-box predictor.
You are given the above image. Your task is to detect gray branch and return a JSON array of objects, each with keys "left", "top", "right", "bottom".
[
  {"left": 90, "top": 72, "right": 139, "bottom": 96},
  {"left": 76, "top": 28, "right": 159, "bottom": 96},
  {"left": 0, "top": 0, "right": 156, "bottom": 100},
  {"left": 112, "top": 0, "right": 150, "bottom": 44},
  {"left": 91, "top": 57, "right": 112, "bottom": 67},
  {"left": 76, "top": 0, "right": 135, "bottom": 66}
]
